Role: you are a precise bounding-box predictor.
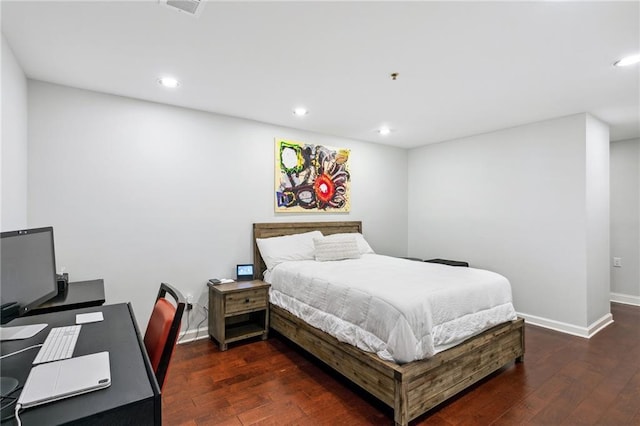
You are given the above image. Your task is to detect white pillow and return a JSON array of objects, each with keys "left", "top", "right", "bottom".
[
  {"left": 325, "top": 232, "right": 375, "bottom": 255},
  {"left": 313, "top": 234, "right": 361, "bottom": 262},
  {"left": 256, "top": 230, "right": 322, "bottom": 271}
]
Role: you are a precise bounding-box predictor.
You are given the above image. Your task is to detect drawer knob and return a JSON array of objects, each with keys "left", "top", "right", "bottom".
[{"left": 245, "top": 298, "right": 250, "bottom": 303}]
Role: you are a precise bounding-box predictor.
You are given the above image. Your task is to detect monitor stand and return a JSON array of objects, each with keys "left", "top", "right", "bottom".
[
  {"left": 1, "top": 376, "right": 19, "bottom": 421},
  {"left": 0, "top": 324, "right": 48, "bottom": 341},
  {"left": 0, "top": 324, "right": 47, "bottom": 421},
  {"left": 0, "top": 377, "right": 19, "bottom": 395}
]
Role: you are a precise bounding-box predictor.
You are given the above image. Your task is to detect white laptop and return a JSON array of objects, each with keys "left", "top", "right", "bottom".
[{"left": 18, "top": 351, "right": 111, "bottom": 409}]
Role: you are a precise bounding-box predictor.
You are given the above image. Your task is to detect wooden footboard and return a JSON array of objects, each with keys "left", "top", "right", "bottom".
[{"left": 270, "top": 303, "right": 525, "bottom": 426}]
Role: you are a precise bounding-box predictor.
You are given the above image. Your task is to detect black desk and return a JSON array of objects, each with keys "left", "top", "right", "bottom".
[
  {"left": 0, "top": 304, "right": 160, "bottom": 425},
  {"left": 26, "top": 279, "right": 106, "bottom": 316}
]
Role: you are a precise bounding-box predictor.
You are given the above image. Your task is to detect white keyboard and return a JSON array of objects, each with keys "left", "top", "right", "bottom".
[{"left": 33, "top": 325, "right": 81, "bottom": 365}]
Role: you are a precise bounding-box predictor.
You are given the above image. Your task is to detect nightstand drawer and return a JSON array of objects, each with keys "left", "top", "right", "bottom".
[{"left": 225, "top": 289, "right": 268, "bottom": 315}]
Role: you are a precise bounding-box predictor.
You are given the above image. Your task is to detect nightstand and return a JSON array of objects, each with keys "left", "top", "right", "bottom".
[{"left": 208, "top": 280, "right": 270, "bottom": 351}]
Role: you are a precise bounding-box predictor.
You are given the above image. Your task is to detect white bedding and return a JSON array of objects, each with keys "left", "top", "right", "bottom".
[{"left": 265, "top": 254, "right": 517, "bottom": 363}]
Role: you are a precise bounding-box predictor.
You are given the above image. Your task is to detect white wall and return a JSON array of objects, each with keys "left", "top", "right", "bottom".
[
  {"left": 610, "top": 138, "right": 640, "bottom": 305},
  {"left": 27, "top": 81, "right": 408, "bottom": 331},
  {"left": 585, "top": 115, "right": 610, "bottom": 325},
  {"left": 1, "top": 34, "right": 28, "bottom": 230},
  {"left": 16, "top": 79, "right": 629, "bottom": 337},
  {"left": 407, "top": 114, "right": 611, "bottom": 336}
]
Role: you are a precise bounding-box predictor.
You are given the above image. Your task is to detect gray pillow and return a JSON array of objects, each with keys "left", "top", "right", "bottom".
[{"left": 313, "top": 234, "right": 361, "bottom": 261}]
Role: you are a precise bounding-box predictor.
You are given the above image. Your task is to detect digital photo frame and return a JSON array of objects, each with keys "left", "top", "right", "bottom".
[{"left": 236, "top": 264, "right": 254, "bottom": 281}]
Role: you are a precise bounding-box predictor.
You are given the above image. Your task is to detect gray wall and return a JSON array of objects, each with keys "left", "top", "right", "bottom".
[
  {"left": 26, "top": 81, "right": 408, "bottom": 331},
  {"left": 610, "top": 138, "right": 640, "bottom": 304},
  {"left": 407, "top": 114, "right": 611, "bottom": 335},
  {"left": 1, "top": 34, "right": 28, "bottom": 230},
  {"left": 4, "top": 45, "right": 632, "bottom": 338},
  {"left": 585, "top": 115, "right": 611, "bottom": 325}
]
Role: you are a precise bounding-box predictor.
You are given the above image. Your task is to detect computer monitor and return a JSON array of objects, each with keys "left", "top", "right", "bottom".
[
  {"left": 0, "top": 227, "right": 59, "bottom": 399},
  {"left": 1, "top": 226, "right": 59, "bottom": 319}
]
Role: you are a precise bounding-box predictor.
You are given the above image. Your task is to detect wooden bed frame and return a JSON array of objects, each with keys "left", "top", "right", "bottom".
[{"left": 253, "top": 221, "right": 525, "bottom": 426}]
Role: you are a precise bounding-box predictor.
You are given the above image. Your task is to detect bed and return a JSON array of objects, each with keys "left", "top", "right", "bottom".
[{"left": 252, "top": 221, "right": 524, "bottom": 426}]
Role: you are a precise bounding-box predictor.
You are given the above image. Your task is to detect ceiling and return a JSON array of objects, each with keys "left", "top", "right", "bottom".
[{"left": 2, "top": 0, "right": 639, "bottom": 148}]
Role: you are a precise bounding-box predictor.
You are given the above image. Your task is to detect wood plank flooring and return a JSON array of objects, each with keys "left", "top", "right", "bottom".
[{"left": 163, "top": 303, "right": 640, "bottom": 425}]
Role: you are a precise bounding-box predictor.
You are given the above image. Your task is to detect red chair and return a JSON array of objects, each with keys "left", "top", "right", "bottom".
[{"left": 144, "top": 282, "right": 186, "bottom": 390}]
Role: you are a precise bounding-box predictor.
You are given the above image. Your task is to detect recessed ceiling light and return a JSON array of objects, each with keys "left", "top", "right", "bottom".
[
  {"left": 293, "top": 107, "right": 308, "bottom": 117},
  {"left": 158, "top": 77, "right": 180, "bottom": 88},
  {"left": 378, "top": 126, "right": 392, "bottom": 136},
  {"left": 614, "top": 54, "right": 640, "bottom": 67}
]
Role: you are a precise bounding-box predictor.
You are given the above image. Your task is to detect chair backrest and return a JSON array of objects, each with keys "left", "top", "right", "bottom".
[{"left": 143, "top": 282, "right": 186, "bottom": 390}]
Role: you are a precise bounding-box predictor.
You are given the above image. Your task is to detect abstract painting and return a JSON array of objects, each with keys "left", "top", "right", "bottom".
[{"left": 275, "top": 139, "right": 351, "bottom": 213}]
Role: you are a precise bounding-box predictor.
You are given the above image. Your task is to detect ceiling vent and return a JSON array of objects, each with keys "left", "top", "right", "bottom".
[{"left": 161, "top": 0, "right": 206, "bottom": 18}]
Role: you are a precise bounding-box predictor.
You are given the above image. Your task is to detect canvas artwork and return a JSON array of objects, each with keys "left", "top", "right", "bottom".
[{"left": 275, "top": 139, "right": 351, "bottom": 213}]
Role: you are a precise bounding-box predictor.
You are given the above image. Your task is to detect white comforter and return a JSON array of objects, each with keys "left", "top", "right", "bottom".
[{"left": 265, "top": 254, "right": 517, "bottom": 363}]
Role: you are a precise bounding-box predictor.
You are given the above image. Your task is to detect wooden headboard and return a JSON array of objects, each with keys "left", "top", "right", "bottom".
[{"left": 252, "top": 221, "right": 362, "bottom": 279}]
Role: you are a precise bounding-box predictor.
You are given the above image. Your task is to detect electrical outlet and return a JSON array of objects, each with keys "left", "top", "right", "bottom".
[
  {"left": 613, "top": 257, "right": 622, "bottom": 267},
  {"left": 186, "top": 294, "right": 193, "bottom": 310}
]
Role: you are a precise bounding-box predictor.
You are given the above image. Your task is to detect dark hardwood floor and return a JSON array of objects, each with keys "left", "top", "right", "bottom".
[{"left": 163, "top": 303, "right": 640, "bottom": 425}]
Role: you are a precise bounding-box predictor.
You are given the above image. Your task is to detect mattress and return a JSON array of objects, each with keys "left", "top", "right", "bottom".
[{"left": 265, "top": 254, "right": 517, "bottom": 363}]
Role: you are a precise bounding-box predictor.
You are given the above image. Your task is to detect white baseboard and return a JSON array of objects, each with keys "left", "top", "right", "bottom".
[
  {"left": 610, "top": 292, "right": 640, "bottom": 306},
  {"left": 587, "top": 313, "right": 615, "bottom": 337},
  {"left": 178, "top": 307, "right": 629, "bottom": 343},
  {"left": 516, "top": 311, "right": 614, "bottom": 338},
  {"left": 178, "top": 326, "right": 209, "bottom": 344}
]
